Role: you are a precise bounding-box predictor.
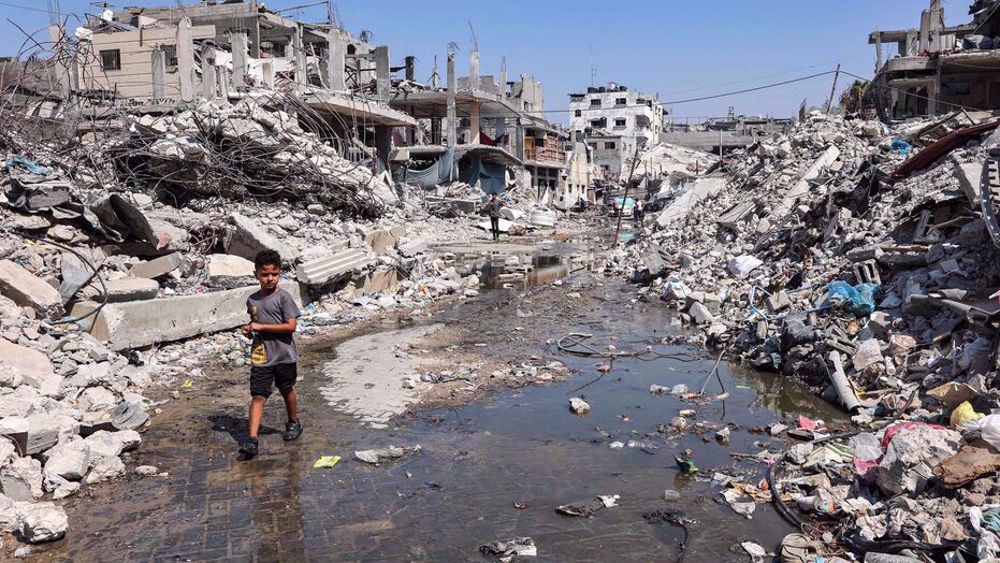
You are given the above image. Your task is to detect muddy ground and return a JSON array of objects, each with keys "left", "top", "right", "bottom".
[{"left": 21, "top": 228, "right": 848, "bottom": 562}]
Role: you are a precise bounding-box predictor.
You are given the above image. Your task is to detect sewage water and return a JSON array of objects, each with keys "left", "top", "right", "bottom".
[{"left": 42, "top": 275, "right": 845, "bottom": 563}]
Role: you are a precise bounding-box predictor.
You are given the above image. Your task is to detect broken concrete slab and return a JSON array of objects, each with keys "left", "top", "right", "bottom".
[
  {"left": 103, "top": 278, "right": 159, "bottom": 303},
  {"left": 767, "top": 145, "right": 840, "bottom": 223},
  {"left": 296, "top": 242, "right": 373, "bottom": 287},
  {"left": 15, "top": 501, "right": 68, "bottom": 543},
  {"left": 70, "top": 281, "right": 306, "bottom": 351},
  {"left": 0, "top": 260, "right": 63, "bottom": 319},
  {"left": 656, "top": 176, "right": 726, "bottom": 228},
  {"left": 129, "top": 252, "right": 183, "bottom": 280},
  {"left": 727, "top": 255, "right": 763, "bottom": 278},
  {"left": 25, "top": 413, "right": 77, "bottom": 455},
  {"left": 205, "top": 254, "right": 256, "bottom": 289},
  {"left": 0, "top": 417, "right": 28, "bottom": 456},
  {"left": 0, "top": 456, "right": 43, "bottom": 501},
  {"left": 0, "top": 339, "right": 60, "bottom": 397},
  {"left": 224, "top": 213, "right": 300, "bottom": 263},
  {"left": 364, "top": 228, "right": 399, "bottom": 255},
  {"left": 42, "top": 439, "right": 90, "bottom": 481}
]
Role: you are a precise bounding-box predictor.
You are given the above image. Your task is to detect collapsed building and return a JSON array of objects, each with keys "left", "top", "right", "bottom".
[
  {"left": 868, "top": 0, "right": 1000, "bottom": 120},
  {"left": 0, "top": 0, "right": 599, "bottom": 548},
  {"left": 610, "top": 106, "right": 1000, "bottom": 560}
]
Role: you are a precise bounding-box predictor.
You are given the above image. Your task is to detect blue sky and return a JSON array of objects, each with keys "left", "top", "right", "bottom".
[{"left": 1, "top": 0, "right": 956, "bottom": 123}]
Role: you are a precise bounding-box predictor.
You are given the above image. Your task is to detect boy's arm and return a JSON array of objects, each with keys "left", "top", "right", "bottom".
[{"left": 250, "top": 318, "right": 297, "bottom": 334}]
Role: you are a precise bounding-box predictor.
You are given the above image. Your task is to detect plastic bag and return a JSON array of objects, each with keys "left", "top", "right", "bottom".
[
  {"left": 980, "top": 414, "right": 1000, "bottom": 450},
  {"left": 950, "top": 401, "right": 984, "bottom": 428},
  {"left": 826, "top": 281, "right": 880, "bottom": 317}
]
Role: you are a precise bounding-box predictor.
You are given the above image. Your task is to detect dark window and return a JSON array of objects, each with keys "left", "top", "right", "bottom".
[
  {"left": 162, "top": 45, "right": 178, "bottom": 72},
  {"left": 604, "top": 142, "right": 615, "bottom": 149},
  {"left": 615, "top": 118, "right": 627, "bottom": 127},
  {"left": 99, "top": 49, "right": 121, "bottom": 71},
  {"left": 616, "top": 97, "right": 627, "bottom": 105},
  {"left": 574, "top": 109, "right": 581, "bottom": 117},
  {"left": 590, "top": 98, "right": 601, "bottom": 107}
]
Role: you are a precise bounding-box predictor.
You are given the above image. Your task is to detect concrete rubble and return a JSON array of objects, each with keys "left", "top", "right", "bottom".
[
  {"left": 0, "top": 59, "right": 593, "bottom": 548},
  {"left": 609, "top": 109, "right": 1000, "bottom": 560}
]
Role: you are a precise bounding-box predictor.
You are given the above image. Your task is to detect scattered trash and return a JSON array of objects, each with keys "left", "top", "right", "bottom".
[
  {"left": 568, "top": 397, "right": 591, "bottom": 415},
  {"left": 353, "top": 445, "right": 422, "bottom": 465},
  {"left": 740, "top": 541, "right": 767, "bottom": 561},
  {"left": 480, "top": 537, "right": 537, "bottom": 562},
  {"left": 180, "top": 380, "right": 194, "bottom": 389},
  {"left": 312, "top": 455, "right": 341, "bottom": 469},
  {"left": 663, "top": 489, "right": 680, "bottom": 501}
]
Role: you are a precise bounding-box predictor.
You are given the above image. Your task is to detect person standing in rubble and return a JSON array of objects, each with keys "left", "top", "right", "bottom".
[
  {"left": 485, "top": 193, "right": 503, "bottom": 242},
  {"left": 239, "top": 250, "right": 303, "bottom": 458}
]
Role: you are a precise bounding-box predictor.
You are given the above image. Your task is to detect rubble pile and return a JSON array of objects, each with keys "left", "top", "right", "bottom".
[
  {"left": 611, "top": 109, "right": 1000, "bottom": 559},
  {"left": 0, "top": 87, "right": 591, "bottom": 547}
]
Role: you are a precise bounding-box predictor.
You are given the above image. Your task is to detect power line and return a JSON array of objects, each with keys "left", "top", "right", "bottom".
[
  {"left": 659, "top": 53, "right": 870, "bottom": 96},
  {"left": 663, "top": 71, "right": 837, "bottom": 105},
  {"left": 0, "top": 1, "right": 60, "bottom": 15}
]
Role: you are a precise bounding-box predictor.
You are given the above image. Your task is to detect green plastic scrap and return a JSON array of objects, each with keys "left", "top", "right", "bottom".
[
  {"left": 180, "top": 379, "right": 193, "bottom": 389},
  {"left": 984, "top": 507, "right": 1000, "bottom": 532},
  {"left": 313, "top": 455, "right": 342, "bottom": 469},
  {"left": 675, "top": 457, "right": 699, "bottom": 475}
]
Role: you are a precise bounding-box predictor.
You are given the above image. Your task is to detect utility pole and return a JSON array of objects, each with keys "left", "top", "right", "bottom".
[
  {"left": 826, "top": 63, "right": 841, "bottom": 114},
  {"left": 614, "top": 144, "right": 641, "bottom": 247}
]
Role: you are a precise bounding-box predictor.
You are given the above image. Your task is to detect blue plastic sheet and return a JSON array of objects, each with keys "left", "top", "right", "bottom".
[
  {"left": 984, "top": 507, "right": 1000, "bottom": 532},
  {"left": 4, "top": 155, "right": 50, "bottom": 176},
  {"left": 403, "top": 148, "right": 454, "bottom": 189},
  {"left": 460, "top": 152, "right": 506, "bottom": 194},
  {"left": 826, "top": 281, "right": 880, "bottom": 317},
  {"left": 890, "top": 140, "right": 912, "bottom": 155}
]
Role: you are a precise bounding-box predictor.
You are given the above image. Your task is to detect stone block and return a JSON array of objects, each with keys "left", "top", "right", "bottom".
[
  {"left": 224, "top": 213, "right": 300, "bottom": 263},
  {"left": 42, "top": 439, "right": 90, "bottom": 481},
  {"left": 0, "top": 260, "right": 63, "bottom": 319},
  {"left": 70, "top": 281, "right": 306, "bottom": 351},
  {"left": 15, "top": 501, "right": 68, "bottom": 543},
  {"left": 689, "top": 302, "right": 715, "bottom": 325},
  {"left": 129, "top": 252, "right": 182, "bottom": 279},
  {"left": 104, "top": 278, "right": 159, "bottom": 303},
  {"left": 206, "top": 254, "right": 256, "bottom": 289},
  {"left": 0, "top": 417, "right": 28, "bottom": 455},
  {"left": 0, "top": 339, "right": 60, "bottom": 397},
  {"left": 0, "top": 456, "right": 43, "bottom": 501}
]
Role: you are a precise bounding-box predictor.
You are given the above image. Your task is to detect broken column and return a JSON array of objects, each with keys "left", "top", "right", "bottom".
[
  {"left": 200, "top": 43, "right": 217, "bottom": 100},
  {"left": 446, "top": 51, "right": 457, "bottom": 148},
  {"left": 326, "top": 29, "right": 347, "bottom": 91},
  {"left": 231, "top": 31, "right": 249, "bottom": 91},
  {"left": 151, "top": 46, "right": 166, "bottom": 100},
  {"left": 293, "top": 24, "right": 307, "bottom": 86},
  {"left": 375, "top": 45, "right": 390, "bottom": 102},
  {"left": 176, "top": 17, "right": 196, "bottom": 102}
]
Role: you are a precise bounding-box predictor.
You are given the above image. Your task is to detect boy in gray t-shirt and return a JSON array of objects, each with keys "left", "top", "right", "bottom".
[{"left": 238, "top": 250, "right": 302, "bottom": 458}]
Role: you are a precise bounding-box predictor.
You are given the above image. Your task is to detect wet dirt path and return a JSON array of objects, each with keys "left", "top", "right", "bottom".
[{"left": 32, "top": 235, "right": 847, "bottom": 562}]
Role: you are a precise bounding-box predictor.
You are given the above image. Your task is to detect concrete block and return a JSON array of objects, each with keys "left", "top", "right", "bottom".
[
  {"left": 206, "top": 254, "right": 256, "bottom": 289},
  {"left": 296, "top": 244, "right": 372, "bottom": 287},
  {"left": 70, "top": 281, "right": 306, "bottom": 351},
  {"left": 0, "top": 339, "right": 60, "bottom": 397},
  {"left": 0, "top": 417, "right": 28, "bottom": 455},
  {"left": 0, "top": 456, "right": 43, "bottom": 501},
  {"left": 225, "top": 213, "right": 300, "bottom": 263},
  {"left": 42, "top": 439, "right": 90, "bottom": 481},
  {"left": 0, "top": 260, "right": 63, "bottom": 319},
  {"left": 104, "top": 278, "right": 159, "bottom": 303},
  {"left": 364, "top": 229, "right": 397, "bottom": 255},
  {"left": 25, "top": 413, "right": 77, "bottom": 455},
  {"left": 15, "top": 501, "right": 68, "bottom": 543},
  {"left": 129, "top": 252, "right": 182, "bottom": 279}
]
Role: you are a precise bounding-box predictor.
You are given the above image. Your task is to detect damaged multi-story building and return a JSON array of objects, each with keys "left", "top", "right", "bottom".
[
  {"left": 568, "top": 82, "right": 663, "bottom": 183},
  {"left": 21, "top": 0, "right": 577, "bottom": 202},
  {"left": 868, "top": 0, "right": 1000, "bottom": 120}
]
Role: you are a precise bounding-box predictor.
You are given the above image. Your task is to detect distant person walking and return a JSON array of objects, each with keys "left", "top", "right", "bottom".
[
  {"left": 635, "top": 199, "right": 645, "bottom": 222},
  {"left": 485, "top": 193, "right": 503, "bottom": 242}
]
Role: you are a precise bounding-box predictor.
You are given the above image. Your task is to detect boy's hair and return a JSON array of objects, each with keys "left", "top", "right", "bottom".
[{"left": 254, "top": 250, "right": 282, "bottom": 271}]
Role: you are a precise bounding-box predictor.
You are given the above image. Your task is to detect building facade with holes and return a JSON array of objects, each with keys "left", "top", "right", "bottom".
[{"left": 568, "top": 82, "right": 663, "bottom": 148}]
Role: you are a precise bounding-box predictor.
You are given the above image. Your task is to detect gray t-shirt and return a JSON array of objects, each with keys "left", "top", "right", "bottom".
[{"left": 246, "top": 288, "right": 301, "bottom": 366}]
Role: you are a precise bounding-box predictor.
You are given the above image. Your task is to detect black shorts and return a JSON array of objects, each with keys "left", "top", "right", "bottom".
[{"left": 249, "top": 363, "right": 297, "bottom": 398}]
